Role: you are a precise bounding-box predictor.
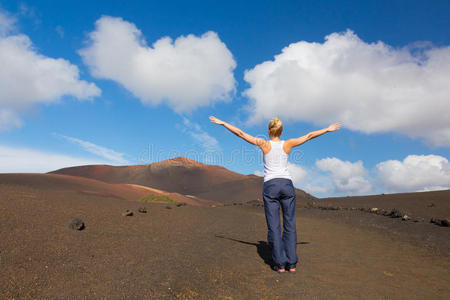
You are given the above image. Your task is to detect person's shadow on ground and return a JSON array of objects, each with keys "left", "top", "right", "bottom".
[{"left": 215, "top": 235, "right": 309, "bottom": 267}]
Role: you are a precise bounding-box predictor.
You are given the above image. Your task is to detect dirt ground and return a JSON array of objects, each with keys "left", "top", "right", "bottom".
[{"left": 1, "top": 175, "right": 449, "bottom": 299}]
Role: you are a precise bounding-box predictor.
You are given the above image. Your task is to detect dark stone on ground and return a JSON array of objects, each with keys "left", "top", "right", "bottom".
[
  {"left": 165, "top": 206, "right": 172, "bottom": 209},
  {"left": 388, "top": 208, "right": 403, "bottom": 218},
  {"left": 245, "top": 200, "right": 260, "bottom": 205},
  {"left": 68, "top": 218, "right": 85, "bottom": 230},
  {"left": 377, "top": 209, "right": 387, "bottom": 215},
  {"left": 176, "top": 202, "right": 187, "bottom": 207},
  {"left": 122, "top": 210, "right": 133, "bottom": 216},
  {"left": 430, "top": 218, "right": 450, "bottom": 227},
  {"left": 138, "top": 207, "right": 147, "bottom": 213}
]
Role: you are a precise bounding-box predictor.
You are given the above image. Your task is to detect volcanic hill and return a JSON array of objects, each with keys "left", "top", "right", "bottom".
[{"left": 49, "top": 156, "right": 316, "bottom": 204}]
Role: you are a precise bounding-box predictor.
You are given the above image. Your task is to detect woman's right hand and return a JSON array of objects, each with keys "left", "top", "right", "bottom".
[{"left": 209, "top": 116, "right": 225, "bottom": 125}]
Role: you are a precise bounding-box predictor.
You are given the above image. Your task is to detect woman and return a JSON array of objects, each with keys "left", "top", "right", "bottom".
[{"left": 209, "top": 116, "right": 341, "bottom": 273}]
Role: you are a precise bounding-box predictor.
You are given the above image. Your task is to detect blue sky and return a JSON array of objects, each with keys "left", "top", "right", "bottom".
[{"left": 0, "top": 0, "right": 449, "bottom": 197}]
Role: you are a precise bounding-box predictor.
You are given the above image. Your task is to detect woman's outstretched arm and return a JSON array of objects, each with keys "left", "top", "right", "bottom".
[
  {"left": 209, "top": 116, "right": 266, "bottom": 147},
  {"left": 285, "top": 123, "right": 341, "bottom": 150}
]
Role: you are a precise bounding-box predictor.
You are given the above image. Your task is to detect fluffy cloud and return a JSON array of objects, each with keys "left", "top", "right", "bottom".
[
  {"left": 254, "top": 158, "right": 371, "bottom": 196},
  {"left": 287, "top": 162, "right": 307, "bottom": 186},
  {"left": 376, "top": 154, "right": 450, "bottom": 193},
  {"left": 0, "top": 10, "right": 100, "bottom": 130},
  {"left": 55, "top": 134, "right": 129, "bottom": 164},
  {"left": 181, "top": 118, "right": 221, "bottom": 153},
  {"left": 254, "top": 170, "right": 264, "bottom": 177},
  {"left": 316, "top": 157, "right": 373, "bottom": 195},
  {"left": 244, "top": 30, "right": 450, "bottom": 146},
  {"left": 302, "top": 184, "right": 331, "bottom": 195},
  {"left": 255, "top": 154, "right": 449, "bottom": 197},
  {"left": 0, "top": 109, "right": 22, "bottom": 129},
  {"left": 79, "top": 16, "right": 236, "bottom": 112},
  {"left": 0, "top": 145, "right": 106, "bottom": 173},
  {"left": 0, "top": 9, "right": 15, "bottom": 35}
]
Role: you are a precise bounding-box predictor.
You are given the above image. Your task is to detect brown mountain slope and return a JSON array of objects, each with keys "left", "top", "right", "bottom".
[
  {"left": 49, "top": 156, "right": 316, "bottom": 204},
  {"left": 0, "top": 173, "right": 216, "bottom": 207}
]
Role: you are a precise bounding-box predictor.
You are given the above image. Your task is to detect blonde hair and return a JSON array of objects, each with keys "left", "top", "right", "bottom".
[{"left": 268, "top": 117, "right": 283, "bottom": 137}]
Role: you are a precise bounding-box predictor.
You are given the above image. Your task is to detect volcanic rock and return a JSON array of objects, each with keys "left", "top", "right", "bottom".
[
  {"left": 122, "top": 210, "right": 133, "bottom": 216},
  {"left": 388, "top": 208, "right": 403, "bottom": 218},
  {"left": 68, "top": 218, "right": 85, "bottom": 230}
]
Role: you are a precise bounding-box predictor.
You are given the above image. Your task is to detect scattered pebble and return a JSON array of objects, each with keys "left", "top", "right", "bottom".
[
  {"left": 176, "top": 202, "right": 187, "bottom": 207},
  {"left": 138, "top": 207, "right": 147, "bottom": 213},
  {"left": 388, "top": 208, "right": 403, "bottom": 218},
  {"left": 377, "top": 209, "right": 388, "bottom": 215},
  {"left": 122, "top": 210, "right": 133, "bottom": 216},
  {"left": 430, "top": 218, "right": 449, "bottom": 227},
  {"left": 370, "top": 208, "right": 378, "bottom": 212},
  {"left": 68, "top": 218, "right": 85, "bottom": 230},
  {"left": 401, "top": 215, "right": 410, "bottom": 221}
]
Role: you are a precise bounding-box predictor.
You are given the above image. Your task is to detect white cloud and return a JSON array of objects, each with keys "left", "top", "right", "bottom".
[
  {"left": 244, "top": 29, "right": 450, "bottom": 146},
  {"left": 0, "top": 109, "right": 22, "bottom": 129},
  {"left": 181, "top": 117, "right": 221, "bottom": 152},
  {"left": 79, "top": 16, "right": 236, "bottom": 112},
  {"left": 56, "top": 134, "right": 129, "bottom": 164},
  {"left": 316, "top": 157, "right": 373, "bottom": 195},
  {"left": 376, "top": 154, "right": 450, "bottom": 193},
  {"left": 0, "top": 9, "right": 15, "bottom": 35},
  {"left": 303, "top": 184, "right": 331, "bottom": 195},
  {"left": 254, "top": 170, "right": 264, "bottom": 177},
  {"left": 287, "top": 162, "right": 307, "bottom": 186},
  {"left": 254, "top": 158, "right": 366, "bottom": 197},
  {"left": 0, "top": 145, "right": 106, "bottom": 173},
  {"left": 255, "top": 154, "right": 450, "bottom": 197},
  {"left": 0, "top": 10, "right": 100, "bottom": 130}
]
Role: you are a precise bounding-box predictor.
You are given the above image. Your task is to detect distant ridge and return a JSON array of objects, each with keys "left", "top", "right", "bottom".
[
  {"left": 49, "top": 156, "right": 316, "bottom": 204},
  {"left": 152, "top": 156, "right": 204, "bottom": 166}
]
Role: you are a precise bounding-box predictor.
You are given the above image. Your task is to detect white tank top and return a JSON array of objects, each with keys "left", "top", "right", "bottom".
[{"left": 263, "top": 140, "right": 292, "bottom": 182}]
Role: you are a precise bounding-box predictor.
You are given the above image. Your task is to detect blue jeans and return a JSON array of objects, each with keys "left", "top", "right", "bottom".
[{"left": 263, "top": 178, "right": 298, "bottom": 269}]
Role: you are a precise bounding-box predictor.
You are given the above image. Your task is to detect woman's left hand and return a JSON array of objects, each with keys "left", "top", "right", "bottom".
[
  {"left": 209, "top": 116, "right": 225, "bottom": 125},
  {"left": 327, "top": 123, "right": 341, "bottom": 132}
]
